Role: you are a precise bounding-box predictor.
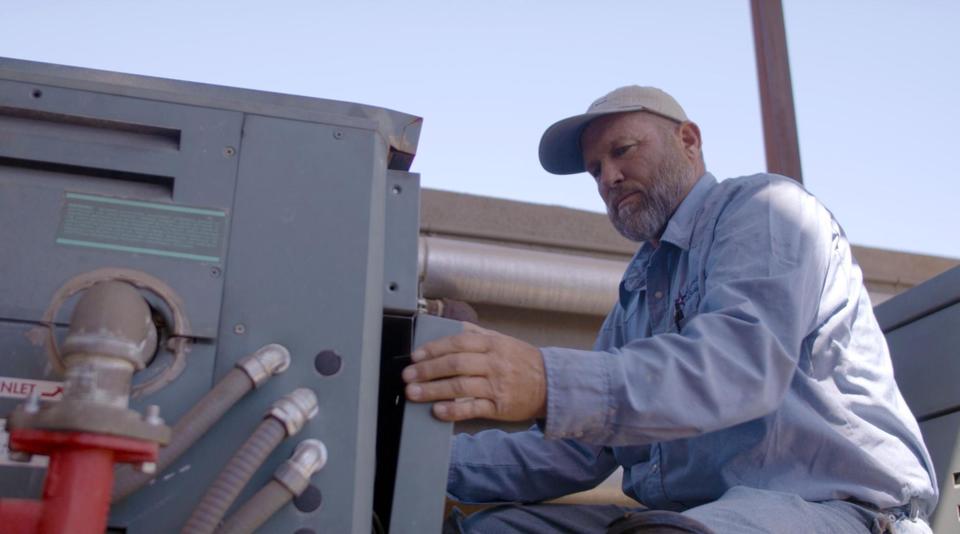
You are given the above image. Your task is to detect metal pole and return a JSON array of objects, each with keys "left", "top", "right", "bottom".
[{"left": 751, "top": 0, "right": 803, "bottom": 183}]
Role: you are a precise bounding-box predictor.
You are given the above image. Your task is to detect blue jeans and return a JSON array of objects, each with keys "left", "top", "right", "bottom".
[{"left": 449, "top": 486, "right": 932, "bottom": 534}]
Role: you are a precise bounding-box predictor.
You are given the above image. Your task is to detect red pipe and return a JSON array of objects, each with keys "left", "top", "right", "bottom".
[
  {"left": 0, "top": 500, "right": 42, "bottom": 534},
  {"left": 0, "top": 429, "right": 157, "bottom": 534},
  {"left": 41, "top": 447, "right": 114, "bottom": 534}
]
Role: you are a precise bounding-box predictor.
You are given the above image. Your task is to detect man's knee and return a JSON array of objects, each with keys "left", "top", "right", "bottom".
[{"left": 606, "top": 510, "right": 716, "bottom": 534}]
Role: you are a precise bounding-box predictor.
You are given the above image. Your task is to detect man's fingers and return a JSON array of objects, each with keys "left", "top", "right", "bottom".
[
  {"left": 461, "top": 322, "right": 496, "bottom": 336},
  {"left": 405, "top": 376, "right": 493, "bottom": 403},
  {"left": 411, "top": 332, "right": 490, "bottom": 362},
  {"left": 402, "top": 352, "right": 487, "bottom": 383},
  {"left": 432, "top": 398, "right": 497, "bottom": 422}
]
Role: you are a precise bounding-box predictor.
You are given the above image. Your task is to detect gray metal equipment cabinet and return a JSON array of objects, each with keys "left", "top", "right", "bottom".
[
  {"left": 877, "top": 266, "right": 960, "bottom": 533},
  {"left": 0, "top": 58, "right": 453, "bottom": 533}
]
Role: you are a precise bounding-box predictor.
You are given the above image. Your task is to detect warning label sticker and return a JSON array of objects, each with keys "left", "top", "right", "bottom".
[
  {"left": 0, "top": 377, "right": 64, "bottom": 401},
  {"left": 0, "top": 418, "right": 49, "bottom": 468},
  {"left": 0, "top": 377, "right": 61, "bottom": 468}
]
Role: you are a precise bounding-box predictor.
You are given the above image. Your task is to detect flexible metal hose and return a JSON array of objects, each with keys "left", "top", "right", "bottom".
[
  {"left": 113, "top": 369, "right": 253, "bottom": 501},
  {"left": 215, "top": 439, "right": 327, "bottom": 534},
  {"left": 112, "top": 344, "right": 290, "bottom": 502},
  {"left": 181, "top": 418, "right": 287, "bottom": 534},
  {"left": 215, "top": 480, "right": 292, "bottom": 534}
]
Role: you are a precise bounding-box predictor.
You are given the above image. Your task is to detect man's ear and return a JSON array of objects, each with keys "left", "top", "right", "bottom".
[{"left": 678, "top": 121, "right": 702, "bottom": 162}]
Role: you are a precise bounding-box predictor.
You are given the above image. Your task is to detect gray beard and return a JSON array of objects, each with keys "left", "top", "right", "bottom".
[{"left": 607, "top": 151, "right": 695, "bottom": 243}]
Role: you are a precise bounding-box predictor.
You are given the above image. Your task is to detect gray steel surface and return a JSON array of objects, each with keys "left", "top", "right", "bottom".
[
  {"left": 875, "top": 266, "right": 960, "bottom": 332},
  {"left": 0, "top": 57, "right": 423, "bottom": 166},
  {"left": 383, "top": 170, "right": 421, "bottom": 315},
  {"left": 918, "top": 412, "right": 960, "bottom": 534},
  {"left": 878, "top": 265, "right": 960, "bottom": 533},
  {"left": 389, "top": 315, "right": 459, "bottom": 534},
  {"left": 885, "top": 302, "right": 960, "bottom": 421},
  {"left": 0, "top": 58, "right": 447, "bottom": 534}
]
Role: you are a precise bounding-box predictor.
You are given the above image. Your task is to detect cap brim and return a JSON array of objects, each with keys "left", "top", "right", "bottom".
[
  {"left": 539, "top": 105, "right": 679, "bottom": 175},
  {"left": 538, "top": 112, "right": 609, "bottom": 175}
]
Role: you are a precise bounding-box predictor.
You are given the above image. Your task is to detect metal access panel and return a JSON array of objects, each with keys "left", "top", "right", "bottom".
[
  {"left": 877, "top": 266, "right": 960, "bottom": 534},
  {"left": 0, "top": 58, "right": 450, "bottom": 533}
]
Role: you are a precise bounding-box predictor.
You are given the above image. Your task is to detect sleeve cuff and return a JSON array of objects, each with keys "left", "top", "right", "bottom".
[{"left": 540, "top": 347, "right": 617, "bottom": 442}]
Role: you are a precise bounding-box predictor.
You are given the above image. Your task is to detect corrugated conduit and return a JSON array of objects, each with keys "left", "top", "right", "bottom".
[{"left": 418, "top": 236, "right": 627, "bottom": 317}]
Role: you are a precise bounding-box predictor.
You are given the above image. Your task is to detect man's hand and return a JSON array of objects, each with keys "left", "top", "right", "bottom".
[{"left": 402, "top": 323, "right": 547, "bottom": 422}]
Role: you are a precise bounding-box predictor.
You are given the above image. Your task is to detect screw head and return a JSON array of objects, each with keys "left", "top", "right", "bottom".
[
  {"left": 223, "top": 146, "right": 236, "bottom": 157},
  {"left": 210, "top": 266, "right": 222, "bottom": 278},
  {"left": 144, "top": 405, "right": 164, "bottom": 426},
  {"left": 23, "top": 391, "right": 40, "bottom": 414},
  {"left": 333, "top": 130, "right": 343, "bottom": 140},
  {"left": 139, "top": 462, "right": 157, "bottom": 475},
  {"left": 234, "top": 323, "right": 246, "bottom": 335}
]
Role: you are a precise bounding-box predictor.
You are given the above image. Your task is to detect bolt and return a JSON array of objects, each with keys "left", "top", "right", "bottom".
[
  {"left": 234, "top": 323, "right": 246, "bottom": 335},
  {"left": 24, "top": 391, "right": 40, "bottom": 414},
  {"left": 8, "top": 451, "right": 33, "bottom": 463},
  {"left": 145, "top": 405, "right": 164, "bottom": 426},
  {"left": 333, "top": 130, "right": 343, "bottom": 140},
  {"left": 139, "top": 462, "right": 157, "bottom": 475}
]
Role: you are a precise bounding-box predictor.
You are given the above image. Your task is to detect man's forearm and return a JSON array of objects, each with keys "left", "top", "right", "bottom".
[{"left": 448, "top": 427, "right": 619, "bottom": 503}]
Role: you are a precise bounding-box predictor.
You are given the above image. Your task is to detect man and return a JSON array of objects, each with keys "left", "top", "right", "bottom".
[{"left": 402, "top": 86, "right": 937, "bottom": 533}]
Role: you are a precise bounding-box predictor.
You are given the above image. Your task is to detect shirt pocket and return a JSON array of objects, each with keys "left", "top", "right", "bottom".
[{"left": 621, "top": 284, "right": 644, "bottom": 322}]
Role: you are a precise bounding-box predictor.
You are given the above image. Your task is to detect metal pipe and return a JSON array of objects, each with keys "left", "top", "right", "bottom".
[
  {"left": 181, "top": 389, "right": 318, "bottom": 534},
  {"left": 1, "top": 280, "right": 168, "bottom": 534},
  {"left": 216, "top": 439, "right": 327, "bottom": 534},
  {"left": 61, "top": 281, "right": 157, "bottom": 408},
  {"left": 418, "top": 236, "right": 626, "bottom": 317},
  {"left": 112, "top": 345, "right": 291, "bottom": 502}
]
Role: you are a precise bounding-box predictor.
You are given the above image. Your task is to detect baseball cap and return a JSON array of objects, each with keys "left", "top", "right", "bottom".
[{"left": 538, "top": 86, "right": 689, "bottom": 175}]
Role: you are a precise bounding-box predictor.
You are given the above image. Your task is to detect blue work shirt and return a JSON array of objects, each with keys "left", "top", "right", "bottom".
[{"left": 448, "top": 173, "right": 938, "bottom": 515}]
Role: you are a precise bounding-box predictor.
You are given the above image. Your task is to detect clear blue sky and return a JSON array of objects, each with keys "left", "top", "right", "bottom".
[{"left": 3, "top": 1, "right": 957, "bottom": 258}]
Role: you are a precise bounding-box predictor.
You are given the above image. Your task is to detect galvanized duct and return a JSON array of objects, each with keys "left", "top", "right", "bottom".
[{"left": 418, "top": 236, "right": 629, "bottom": 317}]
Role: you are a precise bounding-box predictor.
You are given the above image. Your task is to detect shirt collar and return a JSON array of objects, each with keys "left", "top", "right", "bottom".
[{"left": 658, "top": 172, "right": 718, "bottom": 250}]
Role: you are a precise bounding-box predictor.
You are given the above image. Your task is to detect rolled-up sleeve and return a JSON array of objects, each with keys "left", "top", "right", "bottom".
[
  {"left": 541, "top": 178, "right": 834, "bottom": 445},
  {"left": 447, "top": 426, "right": 618, "bottom": 503}
]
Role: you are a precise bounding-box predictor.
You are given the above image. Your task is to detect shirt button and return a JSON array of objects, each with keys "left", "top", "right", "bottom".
[{"left": 654, "top": 291, "right": 664, "bottom": 299}]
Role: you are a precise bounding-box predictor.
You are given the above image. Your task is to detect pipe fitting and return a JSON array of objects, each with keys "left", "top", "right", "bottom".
[
  {"left": 235, "top": 344, "right": 291, "bottom": 388},
  {"left": 61, "top": 281, "right": 157, "bottom": 371},
  {"left": 273, "top": 439, "right": 328, "bottom": 495},
  {"left": 57, "top": 281, "right": 158, "bottom": 410},
  {"left": 267, "top": 388, "right": 318, "bottom": 437}
]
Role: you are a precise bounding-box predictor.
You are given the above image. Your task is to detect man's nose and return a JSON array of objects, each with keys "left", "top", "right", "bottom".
[{"left": 598, "top": 166, "right": 624, "bottom": 189}]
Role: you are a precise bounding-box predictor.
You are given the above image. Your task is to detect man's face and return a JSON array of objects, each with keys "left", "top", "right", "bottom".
[{"left": 581, "top": 112, "right": 697, "bottom": 242}]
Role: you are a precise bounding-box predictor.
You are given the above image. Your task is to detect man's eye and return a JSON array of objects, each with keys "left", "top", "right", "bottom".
[{"left": 613, "top": 144, "right": 635, "bottom": 157}]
